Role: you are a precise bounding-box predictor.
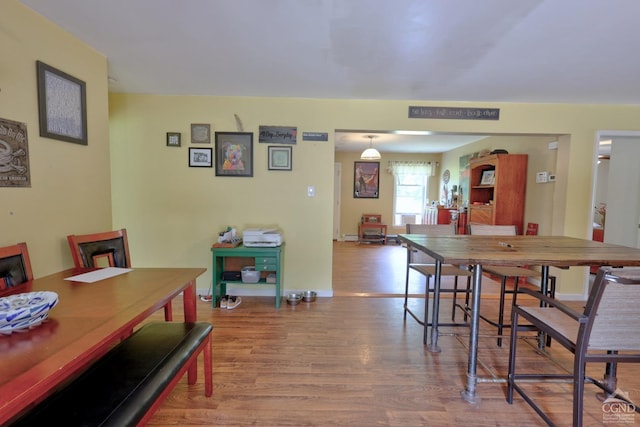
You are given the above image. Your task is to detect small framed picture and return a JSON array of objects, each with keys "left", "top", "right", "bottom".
[
  {"left": 166, "top": 132, "right": 181, "bottom": 147},
  {"left": 36, "top": 61, "right": 87, "bottom": 145},
  {"left": 215, "top": 132, "right": 253, "bottom": 177},
  {"left": 188, "top": 147, "right": 212, "bottom": 167},
  {"left": 480, "top": 170, "right": 495, "bottom": 185},
  {"left": 191, "top": 123, "right": 211, "bottom": 144},
  {"left": 268, "top": 146, "right": 292, "bottom": 171}
]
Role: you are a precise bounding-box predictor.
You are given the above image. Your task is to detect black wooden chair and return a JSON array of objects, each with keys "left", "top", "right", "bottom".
[
  {"left": 67, "top": 229, "right": 172, "bottom": 321},
  {"left": 0, "top": 242, "right": 33, "bottom": 297},
  {"left": 507, "top": 267, "right": 640, "bottom": 426}
]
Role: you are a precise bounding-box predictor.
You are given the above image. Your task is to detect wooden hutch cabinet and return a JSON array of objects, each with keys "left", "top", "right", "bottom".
[{"left": 468, "top": 154, "right": 528, "bottom": 234}]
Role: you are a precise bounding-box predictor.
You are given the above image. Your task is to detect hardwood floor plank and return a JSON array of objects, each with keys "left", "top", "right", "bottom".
[{"left": 146, "top": 242, "right": 640, "bottom": 426}]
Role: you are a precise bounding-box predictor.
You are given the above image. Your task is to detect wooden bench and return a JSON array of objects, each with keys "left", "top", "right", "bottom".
[{"left": 11, "top": 321, "right": 213, "bottom": 426}]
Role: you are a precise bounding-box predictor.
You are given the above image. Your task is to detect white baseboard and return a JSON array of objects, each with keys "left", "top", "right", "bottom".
[{"left": 197, "top": 287, "right": 333, "bottom": 298}]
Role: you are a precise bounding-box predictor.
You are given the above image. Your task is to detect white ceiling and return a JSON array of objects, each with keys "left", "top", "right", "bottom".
[{"left": 19, "top": 0, "right": 640, "bottom": 153}]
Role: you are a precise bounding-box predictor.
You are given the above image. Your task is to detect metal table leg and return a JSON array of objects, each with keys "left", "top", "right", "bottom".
[
  {"left": 537, "top": 265, "right": 550, "bottom": 349},
  {"left": 427, "top": 260, "right": 443, "bottom": 353},
  {"left": 461, "top": 264, "right": 482, "bottom": 403}
]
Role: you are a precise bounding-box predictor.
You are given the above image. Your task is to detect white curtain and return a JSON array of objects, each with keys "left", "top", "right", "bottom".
[
  {"left": 387, "top": 161, "right": 435, "bottom": 177},
  {"left": 387, "top": 161, "right": 435, "bottom": 225}
]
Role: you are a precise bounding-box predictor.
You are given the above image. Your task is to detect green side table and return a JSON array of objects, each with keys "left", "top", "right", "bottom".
[{"left": 211, "top": 243, "right": 284, "bottom": 309}]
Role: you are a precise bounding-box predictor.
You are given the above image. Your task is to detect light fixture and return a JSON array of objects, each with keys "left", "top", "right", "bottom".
[{"left": 360, "top": 135, "right": 381, "bottom": 160}]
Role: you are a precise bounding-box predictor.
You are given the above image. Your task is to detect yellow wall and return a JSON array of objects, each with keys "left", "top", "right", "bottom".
[
  {"left": 110, "top": 94, "right": 640, "bottom": 297},
  {"left": 7, "top": 2, "right": 640, "bottom": 298},
  {"left": 0, "top": 1, "right": 111, "bottom": 277},
  {"left": 108, "top": 94, "right": 335, "bottom": 294}
]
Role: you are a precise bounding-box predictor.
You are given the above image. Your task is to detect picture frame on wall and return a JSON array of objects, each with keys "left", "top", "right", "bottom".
[
  {"left": 36, "top": 61, "right": 88, "bottom": 145},
  {"left": 354, "top": 161, "right": 380, "bottom": 198},
  {"left": 188, "top": 147, "right": 212, "bottom": 167},
  {"left": 166, "top": 132, "right": 181, "bottom": 147},
  {"left": 215, "top": 132, "right": 253, "bottom": 177},
  {"left": 268, "top": 146, "right": 292, "bottom": 171},
  {"left": 190, "top": 123, "right": 211, "bottom": 143}
]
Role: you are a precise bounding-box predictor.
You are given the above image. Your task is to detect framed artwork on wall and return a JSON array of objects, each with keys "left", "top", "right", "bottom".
[
  {"left": 188, "top": 147, "right": 212, "bottom": 167},
  {"left": 268, "top": 146, "right": 292, "bottom": 171},
  {"left": 36, "top": 61, "right": 87, "bottom": 145},
  {"left": 166, "top": 132, "right": 181, "bottom": 147},
  {"left": 215, "top": 132, "right": 253, "bottom": 177},
  {"left": 190, "top": 123, "right": 211, "bottom": 143},
  {"left": 354, "top": 161, "right": 380, "bottom": 198},
  {"left": 0, "top": 118, "right": 31, "bottom": 187}
]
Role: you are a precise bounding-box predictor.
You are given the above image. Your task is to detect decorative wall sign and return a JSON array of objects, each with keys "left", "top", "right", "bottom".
[
  {"left": 188, "top": 147, "right": 212, "bottom": 167},
  {"left": 36, "top": 61, "right": 87, "bottom": 145},
  {"left": 215, "top": 132, "right": 253, "bottom": 177},
  {"left": 268, "top": 146, "right": 292, "bottom": 171},
  {"left": 302, "top": 132, "right": 328, "bottom": 141},
  {"left": 0, "top": 118, "right": 31, "bottom": 187},
  {"left": 258, "top": 125, "right": 297, "bottom": 144},
  {"left": 409, "top": 106, "right": 500, "bottom": 121},
  {"left": 166, "top": 132, "right": 181, "bottom": 147},
  {"left": 190, "top": 123, "right": 211, "bottom": 143},
  {"left": 354, "top": 161, "right": 379, "bottom": 199}
]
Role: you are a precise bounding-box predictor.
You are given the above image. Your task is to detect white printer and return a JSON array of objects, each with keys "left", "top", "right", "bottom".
[{"left": 243, "top": 228, "right": 283, "bottom": 247}]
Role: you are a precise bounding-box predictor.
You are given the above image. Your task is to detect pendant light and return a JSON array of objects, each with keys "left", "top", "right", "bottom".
[{"left": 360, "top": 135, "right": 381, "bottom": 160}]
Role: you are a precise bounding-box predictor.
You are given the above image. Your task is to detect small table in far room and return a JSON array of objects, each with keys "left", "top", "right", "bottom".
[
  {"left": 211, "top": 243, "right": 284, "bottom": 309},
  {"left": 358, "top": 214, "right": 387, "bottom": 244}
]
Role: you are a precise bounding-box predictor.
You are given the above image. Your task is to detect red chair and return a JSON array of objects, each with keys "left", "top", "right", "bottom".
[{"left": 67, "top": 229, "right": 172, "bottom": 321}]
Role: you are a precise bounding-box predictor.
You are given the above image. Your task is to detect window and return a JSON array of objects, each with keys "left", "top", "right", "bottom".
[
  {"left": 387, "top": 161, "right": 434, "bottom": 226},
  {"left": 393, "top": 173, "right": 428, "bottom": 225}
]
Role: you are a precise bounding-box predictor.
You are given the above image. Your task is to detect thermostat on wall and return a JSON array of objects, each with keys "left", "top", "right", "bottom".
[{"left": 536, "top": 172, "right": 549, "bottom": 183}]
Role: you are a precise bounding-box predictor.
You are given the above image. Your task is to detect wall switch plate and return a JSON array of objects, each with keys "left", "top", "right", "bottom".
[{"left": 548, "top": 173, "right": 556, "bottom": 182}]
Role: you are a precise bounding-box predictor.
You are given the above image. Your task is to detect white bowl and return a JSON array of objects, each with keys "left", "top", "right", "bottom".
[
  {"left": 241, "top": 266, "right": 261, "bottom": 283},
  {"left": 0, "top": 291, "right": 58, "bottom": 334}
]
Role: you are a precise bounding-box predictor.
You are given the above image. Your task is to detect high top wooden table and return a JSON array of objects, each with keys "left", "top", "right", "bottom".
[
  {"left": 0, "top": 267, "right": 205, "bottom": 425},
  {"left": 398, "top": 234, "right": 640, "bottom": 403}
]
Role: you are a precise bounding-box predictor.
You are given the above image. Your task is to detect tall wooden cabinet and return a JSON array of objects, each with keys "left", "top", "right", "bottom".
[{"left": 468, "top": 154, "right": 528, "bottom": 234}]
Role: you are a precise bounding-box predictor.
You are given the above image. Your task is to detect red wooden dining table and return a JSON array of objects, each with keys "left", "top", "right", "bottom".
[
  {"left": 0, "top": 267, "right": 205, "bottom": 425},
  {"left": 398, "top": 234, "right": 640, "bottom": 404}
]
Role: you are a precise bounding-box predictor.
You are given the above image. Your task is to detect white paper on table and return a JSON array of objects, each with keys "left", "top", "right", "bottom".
[{"left": 64, "top": 267, "right": 134, "bottom": 283}]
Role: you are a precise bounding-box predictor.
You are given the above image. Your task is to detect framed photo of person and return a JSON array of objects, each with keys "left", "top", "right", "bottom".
[{"left": 354, "top": 161, "right": 380, "bottom": 198}]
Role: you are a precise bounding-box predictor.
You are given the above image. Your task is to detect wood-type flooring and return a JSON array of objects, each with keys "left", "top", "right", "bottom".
[{"left": 145, "top": 241, "right": 640, "bottom": 426}]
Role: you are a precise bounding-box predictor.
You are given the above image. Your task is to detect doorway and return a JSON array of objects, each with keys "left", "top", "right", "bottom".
[
  {"left": 333, "top": 163, "right": 341, "bottom": 240},
  {"left": 593, "top": 131, "right": 640, "bottom": 248}
]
